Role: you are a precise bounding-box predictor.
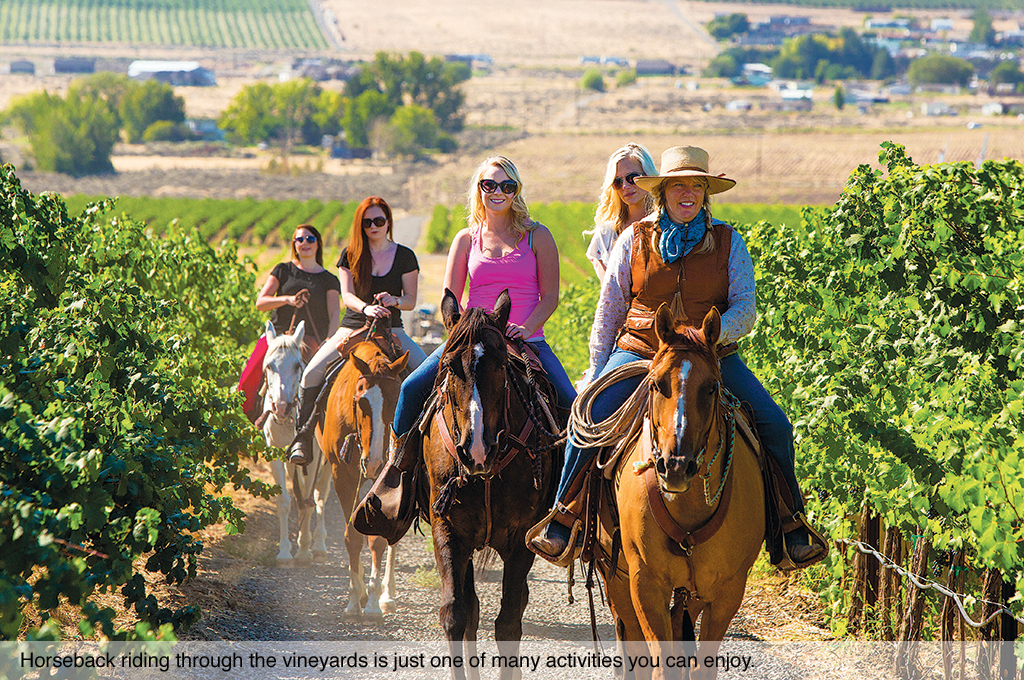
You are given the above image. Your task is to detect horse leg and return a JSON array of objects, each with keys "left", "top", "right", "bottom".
[
  {"left": 465, "top": 557, "right": 481, "bottom": 680},
  {"left": 311, "top": 443, "right": 331, "bottom": 562},
  {"left": 344, "top": 521, "right": 367, "bottom": 618},
  {"left": 433, "top": 524, "right": 475, "bottom": 680},
  {"left": 629, "top": 568, "right": 682, "bottom": 680},
  {"left": 361, "top": 535, "right": 387, "bottom": 620},
  {"left": 270, "top": 459, "right": 294, "bottom": 564},
  {"left": 293, "top": 467, "right": 314, "bottom": 564},
  {"left": 493, "top": 543, "right": 535, "bottom": 680},
  {"left": 689, "top": 583, "right": 746, "bottom": 680},
  {"left": 379, "top": 544, "right": 398, "bottom": 613}
]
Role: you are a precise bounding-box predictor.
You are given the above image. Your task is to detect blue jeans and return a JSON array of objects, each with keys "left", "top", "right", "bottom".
[
  {"left": 393, "top": 339, "right": 576, "bottom": 437},
  {"left": 553, "top": 349, "right": 804, "bottom": 515}
]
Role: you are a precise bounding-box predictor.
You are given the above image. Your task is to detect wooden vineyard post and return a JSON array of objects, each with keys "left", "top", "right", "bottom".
[
  {"left": 1000, "top": 578, "right": 1017, "bottom": 680},
  {"left": 979, "top": 568, "right": 1002, "bottom": 680},
  {"left": 940, "top": 551, "right": 965, "bottom": 680},
  {"left": 894, "top": 534, "right": 931, "bottom": 680},
  {"left": 850, "top": 505, "right": 880, "bottom": 633},
  {"left": 879, "top": 526, "right": 903, "bottom": 642}
]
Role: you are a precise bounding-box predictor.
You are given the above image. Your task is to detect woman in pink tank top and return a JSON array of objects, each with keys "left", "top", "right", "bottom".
[{"left": 388, "top": 155, "right": 576, "bottom": 449}]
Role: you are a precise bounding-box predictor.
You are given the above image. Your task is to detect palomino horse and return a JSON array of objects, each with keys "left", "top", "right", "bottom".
[
  {"left": 320, "top": 338, "right": 408, "bottom": 619},
  {"left": 423, "top": 289, "right": 559, "bottom": 680},
  {"left": 261, "top": 320, "right": 333, "bottom": 565},
  {"left": 599, "top": 306, "right": 764, "bottom": 680}
]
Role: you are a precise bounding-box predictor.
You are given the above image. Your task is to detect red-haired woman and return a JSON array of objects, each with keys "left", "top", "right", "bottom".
[{"left": 288, "top": 197, "right": 425, "bottom": 465}]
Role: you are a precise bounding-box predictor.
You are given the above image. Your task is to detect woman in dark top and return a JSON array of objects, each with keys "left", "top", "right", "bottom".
[
  {"left": 256, "top": 223, "right": 341, "bottom": 354},
  {"left": 288, "top": 196, "right": 425, "bottom": 464}
]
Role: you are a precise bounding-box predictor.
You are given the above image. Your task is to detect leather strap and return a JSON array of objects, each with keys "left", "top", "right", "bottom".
[{"left": 644, "top": 459, "right": 734, "bottom": 554}]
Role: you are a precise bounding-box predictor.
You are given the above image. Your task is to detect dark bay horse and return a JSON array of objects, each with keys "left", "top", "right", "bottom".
[
  {"left": 598, "top": 306, "right": 764, "bottom": 680},
  {"left": 423, "top": 289, "right": 559, "bottom": 680},
  {"left": 319, "top": 339, "right": 408, "bottom": 619}
]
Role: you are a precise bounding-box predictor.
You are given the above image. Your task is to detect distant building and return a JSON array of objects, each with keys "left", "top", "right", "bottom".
[
  {"left": 931, "top": 18, "right": 955, "bottom": 32},
  {"left": 635, "top": 60, "right": 677, "bottom": 76},
  {"left": 7, "top": 60, "right": 34, "bottom": 75},
  {"left": 53, "top": 58, "right": 95, "bottom": 74},
  {"left": 127, "top": 61, "right": 215, "bottom": 86},
  {"left": 186, "top": 119, "right": 225, "bottom": 141}
]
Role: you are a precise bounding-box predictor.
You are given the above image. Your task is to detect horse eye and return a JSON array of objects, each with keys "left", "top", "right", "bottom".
[{"left": 654, "top": 377, "right": 671, "bottom": 397}]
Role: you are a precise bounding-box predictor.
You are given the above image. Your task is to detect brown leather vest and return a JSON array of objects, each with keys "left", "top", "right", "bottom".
[{"left": 616, "top": 219, "right": 734, "bottom": 358}]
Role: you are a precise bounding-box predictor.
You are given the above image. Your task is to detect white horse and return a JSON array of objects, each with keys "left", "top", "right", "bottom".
[{"left": 261, "top": 320, "right": 333, "bottom": 565}]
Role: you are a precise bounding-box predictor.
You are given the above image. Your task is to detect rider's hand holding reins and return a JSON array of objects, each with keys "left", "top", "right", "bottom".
[{"left": 505, "top": 322, "right": 529, "bottom": 340}]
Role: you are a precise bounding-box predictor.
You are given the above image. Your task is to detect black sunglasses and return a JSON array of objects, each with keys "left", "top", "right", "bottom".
[
  {"left": 479, "top": 179, "right": 518, "bottom": 195},
  {"left": 293, "top": 235, "right": 317, "bottom": 243},
  {"left": 362, "top": 216, "right": 388, "bottom": 228},
  {"left": 612, "top": 173, "right": 642, "bottom": 190}
]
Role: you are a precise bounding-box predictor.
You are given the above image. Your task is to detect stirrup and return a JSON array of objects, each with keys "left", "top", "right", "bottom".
[
  {"left": 776, "top": 512, "right": 828, "bottom": 572},
  {"left": 526, "top": 506, "right": 582, "bottom": 568}
]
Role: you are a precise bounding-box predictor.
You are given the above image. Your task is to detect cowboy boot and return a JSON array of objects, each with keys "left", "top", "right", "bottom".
[
  {"left": 352, "top": 427, "right": 421, "bottom": 544},
  {"left": 287, "top": 385, "right": 320, "bottom": 465}
]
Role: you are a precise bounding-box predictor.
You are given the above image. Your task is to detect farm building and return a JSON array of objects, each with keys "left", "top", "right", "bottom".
[
  {"left": 127, "top": 61, "right": 215, "bottom": 86},
  {"left": 7, "top": 60, "right": 35, "bottom": 75},
  {"left": 53, "top": 58, "right": 95, "bottom": 74},
  {"left": 635, "top": 60, "right": 677, "bottom": 76}
]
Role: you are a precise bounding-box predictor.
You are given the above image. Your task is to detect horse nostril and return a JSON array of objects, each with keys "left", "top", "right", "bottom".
[
  {"left": 655, "top": 457, "right": 668, "bottom": 475},
  {"left": 685, "top": 459, "right": 699, "bottom": 479}
]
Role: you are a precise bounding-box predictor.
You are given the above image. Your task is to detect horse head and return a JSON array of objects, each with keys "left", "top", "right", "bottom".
[
  {"left": 263, "top": 319, "right": 306, "bottom": 422},
  {"left": 647, "top": 305, "right": 723, "bottom": 494},
  {"left": 438, "top": 287, "right": 512, "bottom": 476},
  {"left": 345, "top": 341, "right": 409, "bottom": 478}
]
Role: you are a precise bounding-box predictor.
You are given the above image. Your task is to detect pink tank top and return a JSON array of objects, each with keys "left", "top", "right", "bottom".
[{"left": 465, "top": 228, "right": 544, "bottom": 340}]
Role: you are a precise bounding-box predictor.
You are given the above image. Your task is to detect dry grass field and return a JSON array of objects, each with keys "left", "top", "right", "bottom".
[{"left": 1, "top": 0, "right": 1022, "bottom": 212}]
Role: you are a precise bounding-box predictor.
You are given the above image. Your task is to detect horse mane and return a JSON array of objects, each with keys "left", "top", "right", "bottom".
[
  {"left": 264, "top": 332, "right": 303, "bottom": 368},
  {"left": 658, "top": 324, "right": 719, "bottom": 376},
  {"left": 443, "top": 307, "right": 499, "bottom": 358}
]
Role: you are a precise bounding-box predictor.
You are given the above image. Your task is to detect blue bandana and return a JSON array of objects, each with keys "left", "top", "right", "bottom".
[{"left": 658, "top": 208, "right": 707, "bottom": 264}]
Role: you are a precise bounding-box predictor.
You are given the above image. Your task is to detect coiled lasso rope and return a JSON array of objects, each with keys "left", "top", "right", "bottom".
[{"left": 567, "top": 360, "right": 652, "bottom": 470}]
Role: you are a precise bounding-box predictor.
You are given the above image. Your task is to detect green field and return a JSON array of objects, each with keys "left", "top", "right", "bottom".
[{"left": 0, "top": 0, "right": 327, "bottom": 49}]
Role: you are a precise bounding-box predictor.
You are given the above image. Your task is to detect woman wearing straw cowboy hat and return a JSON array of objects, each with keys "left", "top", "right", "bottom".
[{"left": 528, "top": 145, "right": 826, "bottom": 569}]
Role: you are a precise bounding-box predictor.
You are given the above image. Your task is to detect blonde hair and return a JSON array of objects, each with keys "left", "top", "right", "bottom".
[
  {"left": 467, "top": 155, "right": 534, "bottom": 241},
  {"left": 651, "top": 178, "right": 716, "bottom": 255},
  {"left": 594, "top": 143, "right": 658, "bottom": 235}
]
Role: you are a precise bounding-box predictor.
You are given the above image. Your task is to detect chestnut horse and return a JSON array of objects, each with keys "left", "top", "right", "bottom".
[
  {"left": 598, "top": 306, "right": 764, "bottom": 680},
  {"left": 261, "top": 320, "right": 333, "bottom": 565},
  {"left": 423, "top": 289, "right": 559, "bottom": 680},
  {"left": 319, "top": 338, "right": 408, "bottom": 619}
]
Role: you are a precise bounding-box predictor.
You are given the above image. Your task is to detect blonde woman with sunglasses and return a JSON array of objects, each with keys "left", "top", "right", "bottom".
[
  {"left": 288, "top": 197, "right": 426, "bottom": 465},
  {"left": 585, "top": 143, "right": 658, "bottom": 280},
  {"left": 353, "top": 156, "right": 577, "bottom": 533}
]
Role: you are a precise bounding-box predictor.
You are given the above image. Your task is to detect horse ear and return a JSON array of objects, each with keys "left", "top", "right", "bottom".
[
  {"left": 389, "top": 351, "right": 410, "bottom": 375},
  {"left": 493, "top": 289, "right": 512, "bottom": 329},
  {"left": 292, "top": 320, "right": 305, "bottom": 345},
  {"left": 702, "top": 307, "right": 722, "bottom": 349},
  {"left": 654, "top": 303, "right": 676, "bottom": 347},
  {"left": 351, "top": 353, "right": 372, "bottom": 376},
  {"left": 441, "top": 288, "right": 461, "bottom": 331},
  {"left": 265, "top": 320, "right": 277, "bottom": 341}
]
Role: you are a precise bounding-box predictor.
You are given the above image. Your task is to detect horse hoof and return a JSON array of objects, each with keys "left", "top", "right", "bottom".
[
  {"left": 362, "top": 609, "right": 383, "bottom": 621},
  {"left": 380, "top": 599, "right": 396, "bottom": 614},
  {"left": 276, "top": 558, "right": 295, "bottom": 568},
  {"left": 312, "top": 550, "right": 329, "bottom": 563},
  {"left": 294, "top": 553, "right": 313, "bottom": 566}
]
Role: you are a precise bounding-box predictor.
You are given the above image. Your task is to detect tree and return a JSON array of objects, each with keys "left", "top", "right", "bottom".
[
  {"left": 989, "top": 61, "right": 1024, "bottom": 87},
  {"left": 907, "top": 54, "right": 973, "bottom": 87},
  {"left": 871, "top": 50, "right": 896, "bottom": 80},
  {"left": 218, "top": 79, "right": 340, "bottom": 165},
  {"left": 8, "top": 90, "right": 119, "bottom": 176},
  {"left": 384, "top": 104, "right": 441, "bottom": 158},
  {"left": 970, "top": 8, "right": 996, "bottom": 46},
  {"left": 581, "top": 68, "right": 606, "bottom": 92},
  {"left": 342, "top": 90, "right": 393, "bottom": 149},
  {"left": 120, "top": 80, "right": 186, "bottom": 144},
  {"left": 707, "top": 13, "right": 749, "bottom": 40},
  {"left": 346, "top": 51, "right": 470, "bottom": 133},
  {"left": 833, "top": 85, "right": 846, "bottom": 110}
]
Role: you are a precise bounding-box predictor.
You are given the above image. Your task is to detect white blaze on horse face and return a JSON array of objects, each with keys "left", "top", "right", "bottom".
[
  {"left": 364, "top": 385, "right": 385, "bottom": 471},
  {"left": 468, "top": 345, "right": 487, "bottom": 466},
  {"left": 674, "top": 360, "right": 693, "bottom": 446}
]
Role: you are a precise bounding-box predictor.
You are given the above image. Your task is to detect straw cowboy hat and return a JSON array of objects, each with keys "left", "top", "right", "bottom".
[{"left": 633, "top": 146, "right": 736, "bottom": 195}]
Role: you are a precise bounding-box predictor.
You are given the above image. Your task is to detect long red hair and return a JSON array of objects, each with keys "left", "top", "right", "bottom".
[{"left": 344, "top": 196, "right": 394, "bottom": 297}]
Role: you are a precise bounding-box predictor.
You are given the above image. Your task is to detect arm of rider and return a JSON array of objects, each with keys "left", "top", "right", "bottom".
[
  {"left": 256, "top": 274, "right": 304, "bottom": 311},
  {"left": 326, "top": 288, "right": 341, "bottom": 337},
  {"left": 375, "top": 269, "right": 419, "bottom": 311},
  {"left": 507, "top": 225, "right": 559, "bottom": 340},
  {"left": 339, "top": 267, "right": 389, "bottom": 319},
  {"left": 586, "top": 226, "right": 634, "bottom": 380},
  {"left": 719, "top": 231, "right": 756, "bottom": 346},
  {"left": 442, "top": 229, "right": 472, "bottom": 312}
]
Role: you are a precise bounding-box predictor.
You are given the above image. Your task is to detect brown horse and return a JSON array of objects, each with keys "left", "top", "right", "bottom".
[
  {"left": 319, "top": 339, "right": 408, "bottom": 619},
  {"left": 423, "top": 289, "right": 559, "bottom": 680},
  {"left": 598, "top": 306, "right": 764, "bottom": 680}
]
